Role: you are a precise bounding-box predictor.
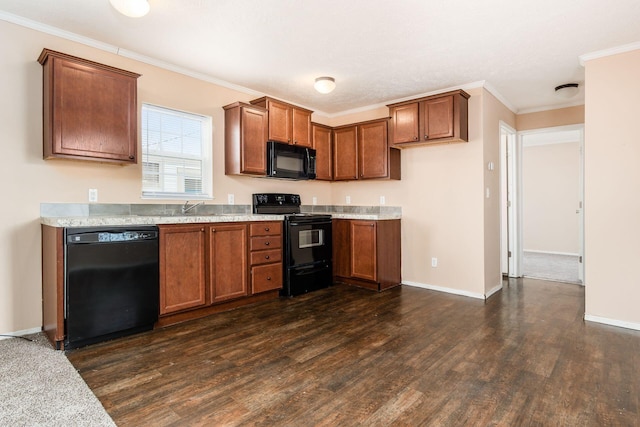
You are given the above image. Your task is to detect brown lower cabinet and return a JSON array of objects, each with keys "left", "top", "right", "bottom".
[
  {"left": 332, "top": 219, "right": 401, "bottom": 291},
  {"left": 157, "top": 221, "right": 282, "bottom": 326}
]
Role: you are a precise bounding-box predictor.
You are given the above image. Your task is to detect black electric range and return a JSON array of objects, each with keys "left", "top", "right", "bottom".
[{"left": 253, "top": 193, "right": 332, "bottom": 296}]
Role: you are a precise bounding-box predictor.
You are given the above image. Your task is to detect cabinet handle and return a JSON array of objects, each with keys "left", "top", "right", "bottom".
[
  {"left": 265, "top": 241, "right": 270, "bottom": 246},
  {"left": 265, "top": 255, "right": 270, "bottom": 260}
]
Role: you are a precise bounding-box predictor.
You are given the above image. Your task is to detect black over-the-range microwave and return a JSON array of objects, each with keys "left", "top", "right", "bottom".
[{"left": 266, "top": 140, "right": 316, "bottom": 180}]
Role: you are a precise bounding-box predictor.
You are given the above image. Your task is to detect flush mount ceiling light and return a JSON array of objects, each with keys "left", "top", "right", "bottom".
[
  {"left": 314, "top": 77, "right": 336, "bottom": 94},
  {"left": 554, "top": 83, "right": 579, "bottom": 99},
  {"left": 109, "top": 0, "right": 150, "bottom": 17}
]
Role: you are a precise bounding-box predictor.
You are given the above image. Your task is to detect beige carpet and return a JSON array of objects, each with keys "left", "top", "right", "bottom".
[
  {"left": 0, "top": 333, "right": 115, "bottom": 426},
  {"left": 522, "top": 251, "right": 581, "bottom": 284}
]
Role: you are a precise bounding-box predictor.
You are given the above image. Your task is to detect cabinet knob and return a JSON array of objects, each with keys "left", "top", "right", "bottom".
[
  {"left": 414, "top": 136, "right": 419, "bottom": 141},
  {"left": 265, "top": 227, "right": 270, "bottom": 232},
  {"left": 424, "top": 135, "right": 429, "bottom": 140},
  {"left": 265, "top": 241, "right": 270, "bottom": 246},
  {"left": 267, "top": 276, "right": 271, "bottom": 280},
  {"left": 129, "top": 155, "right": 135, "bottom": 160}
]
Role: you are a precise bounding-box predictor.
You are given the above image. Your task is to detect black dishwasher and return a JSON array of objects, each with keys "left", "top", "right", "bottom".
[{"left": 65, "top": 226, "right": 159, "bottom": 349}]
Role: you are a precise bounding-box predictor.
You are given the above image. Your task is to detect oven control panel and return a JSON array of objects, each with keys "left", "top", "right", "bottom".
[{"left": 253, "top": 193, "right": 301, "bottom": 214}]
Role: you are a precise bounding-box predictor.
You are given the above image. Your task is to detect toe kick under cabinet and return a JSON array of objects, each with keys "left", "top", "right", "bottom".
[
  {"left": 157, "top": 221, "right": 283, "bottom": 326},
  {"left": 332, "top": 219, "right": 401, "bottom": 291}
]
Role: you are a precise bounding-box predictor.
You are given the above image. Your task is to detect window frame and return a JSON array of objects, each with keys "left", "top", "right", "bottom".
[{"left": 140, "top": 103, "right": 213, "bottom": 200}]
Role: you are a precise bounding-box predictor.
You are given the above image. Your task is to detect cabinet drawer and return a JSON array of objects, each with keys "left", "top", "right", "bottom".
[
  {"left": 250, "top": 222, "right": 282, "bottom": 236},
  {"left": 250, "top": 249, "right": 282, "bottom": 266},
  {"left": 252, "top": 263, "right": 283, "bottom": 293},
  {"left": 250, "top": 235, "right": 282, "bottom": 251}
]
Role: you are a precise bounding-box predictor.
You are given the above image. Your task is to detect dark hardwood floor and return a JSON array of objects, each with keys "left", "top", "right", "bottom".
[{"left": 66, "top": 279, "right": 640, "bottom": 426}]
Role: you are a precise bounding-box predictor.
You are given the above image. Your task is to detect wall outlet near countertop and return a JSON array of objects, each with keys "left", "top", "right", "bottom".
[
  {"left": 346, "top": 195, "right": 351, "bottom": 205},
  {"left": 312, "top": 196, "right": 317, "bottom": 205},
  {"left": 88, "top": 188, "right": 98, "bottom": 203},
  {"left": 228, "top": 193, "right": 234, "bottom": 205},
  {"left": 380, "top": 196, "right": 386, "bottom": 205},
  {"left": 431, "top": 257, "right": 438, "bottom": 268}
]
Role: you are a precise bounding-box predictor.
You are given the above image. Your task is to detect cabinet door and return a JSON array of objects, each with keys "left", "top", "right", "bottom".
[
  {"left": 49, "top": 57, "right": 137, "bottom": 163},
  {"left": 422, "top": 95, "right": 454, "bottom": 141},
  {"left": 209, "top": 224, "right": 248, "bottom": 303},
  {"left": 159, "top": 225, "right": 207, "bottom": 314},
  {"left": 390, "top": 102, "right": 419, "bottom": 144},
  {"left": 332, "top": 219, "right": 351, "bottom": 278},
  {"left": 267, "top": 100, "right": 292, "bottom": 143},
  {"left": 312, "top": 123, "right": 333, "bottom": 180},
  {"left": 358, "top": 120, "right": 388, "bottom": 179},
  {"left": 350, "top": 221, "right": 377, "bottom": 282},
  {"left": 292, "top": 108, "right": 312, "bottom": 147},
  {"left": 333, "top": 126, "right": 358, "bottom": 180},
  {"left": 240, "top": 106, "right": 268, "bottom": 174},
  {"left": 252, "top": 263, "right": 283, "bottom": 293}
]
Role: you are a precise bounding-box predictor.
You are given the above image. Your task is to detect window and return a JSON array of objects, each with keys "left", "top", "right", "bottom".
[{"left": 141, "top": 103, "right": 212, "bottom": 199}]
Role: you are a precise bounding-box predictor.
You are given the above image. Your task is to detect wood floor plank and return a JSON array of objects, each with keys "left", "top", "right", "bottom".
[{"left": 66, "top": 279, "right": 640, "bottom": 426}]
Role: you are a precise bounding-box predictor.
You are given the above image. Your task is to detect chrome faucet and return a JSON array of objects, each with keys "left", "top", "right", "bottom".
[{"left": 181, "top": 200, "right": 204, "bottom": 214}]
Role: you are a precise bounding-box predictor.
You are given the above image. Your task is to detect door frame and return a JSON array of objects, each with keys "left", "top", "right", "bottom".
[
  {"left": 514, "top": 124, "right": 585, "bottom": 284},
  {"left": 500, "top": 122, "right": 519, "bottom": 277}
]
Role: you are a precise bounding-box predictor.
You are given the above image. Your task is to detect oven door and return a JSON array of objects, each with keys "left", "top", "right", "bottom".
[{"left": 286, "top": 219, "right": 332, "bottom": 267}]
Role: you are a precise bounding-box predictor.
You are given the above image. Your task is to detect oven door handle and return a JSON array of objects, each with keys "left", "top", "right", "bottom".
[
  {"left": 291, "top": 263, "right": 331, "bottom": 274},
  {"left": 288, "top": 220, "right": 332, "bottom": 227}
]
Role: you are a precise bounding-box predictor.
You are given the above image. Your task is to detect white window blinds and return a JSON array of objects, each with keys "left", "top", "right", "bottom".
[{"left": 141, "top": 104, "right": 212, "bottom": 199}]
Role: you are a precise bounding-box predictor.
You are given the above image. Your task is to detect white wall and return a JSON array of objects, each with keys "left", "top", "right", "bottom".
[{"left": 523, "top": 141, "right": 580, "bottom": 254}]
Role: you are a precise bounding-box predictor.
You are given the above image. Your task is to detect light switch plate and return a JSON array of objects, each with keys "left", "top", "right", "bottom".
[{"left": 88, "top": 188, "right": 98, "bottom": 203}]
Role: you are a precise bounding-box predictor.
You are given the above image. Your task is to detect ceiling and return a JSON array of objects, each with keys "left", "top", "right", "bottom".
[{"left": 1, "top": 0, "right": 640, "bottom": 116}]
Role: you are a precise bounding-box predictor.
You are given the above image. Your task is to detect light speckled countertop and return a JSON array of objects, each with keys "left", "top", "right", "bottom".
[
  {"left": 41, "top": 212, "right": 402, "bottom": 227},
  {"left": 40, "top": 203, "right": 402, "bottom": 227}
]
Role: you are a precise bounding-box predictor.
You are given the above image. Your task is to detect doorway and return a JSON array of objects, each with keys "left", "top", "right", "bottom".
[{"left": 501, "top": 124, "right": 584, "bottom": 284}]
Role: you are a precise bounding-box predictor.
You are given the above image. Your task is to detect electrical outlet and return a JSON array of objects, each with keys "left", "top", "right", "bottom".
[
  {"left": 228, "top": 194, "right": 234, "bottom": 205},
  {"left": 88, "top": 188, "right": 98, "bottom": 203},
  {"left": 312, "top": 196, "right": 318, "bottom": 205},
  {"left": 380, "top": 196, "right": 386, "bottom": 205},
  {"left": 346, "top": 196, "right": 351, "bottom": 205},
  {"left": 431, "top": 257, "right": 438, "bottom": 268}
]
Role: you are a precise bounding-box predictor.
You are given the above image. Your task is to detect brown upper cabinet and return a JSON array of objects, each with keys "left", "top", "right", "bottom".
[
  {"left": 223, "top": 102, "right": 269, "bottom": 176},
  {"left": 333, "top": 118, "right": 400, "bottom": 181},
  {"left": 312, "top": 123, "right": 333, "bottom": 181},
  {"left": 38, "top": 49, "right": 140, "bottom": 164},
  {"left": 250, "top": 97, "right": 312, "bottom": 147},
  {"left": 388, "top": 89, "right": 470, "bottom": 146}
]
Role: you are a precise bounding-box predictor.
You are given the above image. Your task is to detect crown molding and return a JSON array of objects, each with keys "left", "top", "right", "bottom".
[
  {"left": 579, "top": 40, "right": 640, "bottom": 66},
  {"left": 517, "top": 99, "right": 585, "bottom": 115},
  {"left": 0, "top": 11, "right": 261, "bottom": 97}
]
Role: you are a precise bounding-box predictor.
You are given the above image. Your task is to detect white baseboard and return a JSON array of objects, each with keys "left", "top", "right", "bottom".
[
  {"left": 584, "top": 314, "right": 640, "bottom": 331},
  {"left": 403, "top": 280, "right": 486, "bottom": 300},
  {"left": 524, "top": 249, "right": 580, "bottom": 257},
  {"left": 485, "top": 283, "right": 503, "bottom": 299},
  {"left": 0, "top": 326, "right": 42, "bottom": 340}
]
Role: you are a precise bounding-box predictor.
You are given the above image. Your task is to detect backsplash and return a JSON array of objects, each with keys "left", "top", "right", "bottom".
[{"left": 40, "top": 203, "right": 402, "bottom": 217}]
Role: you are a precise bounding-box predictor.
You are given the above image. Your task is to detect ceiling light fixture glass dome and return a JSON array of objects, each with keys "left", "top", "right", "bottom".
[
  {"left": 554, "top": 83, "right": 580, "bottom": 99},
  {"left": 314, "top": 77, "right": 336, "bottom": 94},
  {"left": 109, "top": 0, "right": 150, "bottom": 18}
]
